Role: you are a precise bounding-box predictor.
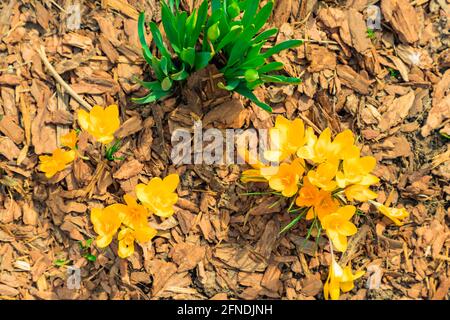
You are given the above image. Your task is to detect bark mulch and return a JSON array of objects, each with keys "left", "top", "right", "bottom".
[{"left": 0, "top": 0, "right": 449, "bottom": 300}]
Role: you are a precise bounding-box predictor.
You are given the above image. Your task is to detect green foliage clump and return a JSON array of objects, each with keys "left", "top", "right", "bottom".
[{"left": 136, "top": 0, "right": 303, "bottom": 112}]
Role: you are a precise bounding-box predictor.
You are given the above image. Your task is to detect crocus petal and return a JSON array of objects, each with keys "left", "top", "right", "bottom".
[
  {"left": 96, "top": 234, "right": 113, "bottom": 248},
  {"left": 134, "top": 225, "right": 157, "bottom": 243},
  {"left": 135, "top": 184, "right": 151, "bottom": 205},
  {"left": 163, "top": 174, "right": 180, "bottom": 192},
  {"left": 337, "top": 221, "right": 358, "bottom": 236},
  {"left": 77, "top": 109, "right": 90, "bottom": 131}
]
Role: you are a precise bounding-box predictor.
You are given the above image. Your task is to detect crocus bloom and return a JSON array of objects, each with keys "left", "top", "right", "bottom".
[
  {"left": 296, "top": 127, "right": 324, "bottom": 163},
  {"left": 296, "top": 177, "right": 320, "bottom": 208},
  {"left": 296, "top": 178, "right": 338, "bottom": 220},
  {"left": 321, "top": 205, "right": 358, "bottom": 252},
  {"left": 371, "top": 201, "right": 409, "bottom": 226},
  {"left": 345, "top": 184, "right": 378, "bottom": 202},
  {"left": 90, "top": 205, "right": 122, "bottom": 248},
  {"left": 264, "top": 116, "right": 305, "bottom": 162},
  {"left": 297, "top": 128, "right": 359, "bottom": 164},
  {"left": 39, "top": 148, "right": 76, "bottom": 178},
  {"left": 136, "top": 174, "right": 179, "bottom": 218},
  {"left": 60, "top": 130, "right": 78, "bottom": 150},
  {"left": 307, "top": 161, "right": 338, "bottom": 191},
  {"left": 118, "top": 226, "right": 157, "bottom": 259},
  {"left": 77, "top": 105, "right": 120, "bottom": 144},
  {"left": 116, "top": 194, "right": 152, "bottom": 229},
  {"left": 265, "top": 158, "right": 305, "bottom": 197},
  {"left": 336, "top": 153, "right": 379, "bottom": 188},
  {"left": 323, "top": 257, "right": 365, "bottom": 300},
  {"left": 328, "top": 129, "right": 360, "bottom": 160},
  {"left": 314, "top": 190, "right": 340, "bottom": 221}
]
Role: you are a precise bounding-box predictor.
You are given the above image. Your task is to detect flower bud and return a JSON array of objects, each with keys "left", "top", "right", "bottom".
[
  {"left": 207, "top": 23, "right": 220, "bottom": 41},
  {"left": 227, "top": 2, "right": 240, "bottom": 19},
  {"left": 244, "top": 69, "right": 259, "bottom": 82}
]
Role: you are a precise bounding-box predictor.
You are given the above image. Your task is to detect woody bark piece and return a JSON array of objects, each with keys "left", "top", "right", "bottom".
[
  {"left": 379, "top": 90, "right": 415, "bottom": 131},
  {"left": 0, "top": 137, "right": 21, "bottom": 160},
  {"left": 306, "top": 45, "right": 337, "bottom": 72},
  {"left": 421, "top": 95, "right": 450, "bottom": 137},
  {"left": 98, "top": 34, "right": 120, "bottom": 63},
  {"left": 0, "top": 115, "right": 25, "bottom": 144},
  {"left": 336, "top": 65, "right": 372, "bottom": 95},
  {"left": 102, "top": 0, "right": 139, "bottom": 20},
  {"left": 347, "top": 8, "right": 372, "bottom": 53},
  {"left": 381, "top": 0, "right": 421, "bottom": 44},
  {"left": 0, "top": 74, "right": 21, "bottom": 86}
]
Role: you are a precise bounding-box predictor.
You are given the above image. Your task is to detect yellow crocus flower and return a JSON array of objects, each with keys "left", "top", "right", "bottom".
[
  {"left": 296, "top": 177, "right": 339, "bottom": 220},
  {"left": 38, "top": 148, "right": 76, "bottom": 178},
  {"left": 60, "top": 130, "right": 78, "bottom": 150},
  {"left": 307, "top": 161, "right": 338, "bottom": 191},
  {"left": 117, "top": 194, "right": 151, "bottom": 229},
  {"left": 297, "top": 128, "right": 359, "bottom": 164},
  {"left": 265, "top": 158, "right": 305, "bottom": 197},
  {"left": 324, "top": 257, "right": 365, "bottom": 300},
  {"left": 90, "top": 205, "right": 122, "bottom": 248},
  {"left": 321, "top": 205, "right": 358, "bottom": 252},
  {"left": 264, "top": 116, "right": 305, "bottom": 162},
  {"left": 345, "top": 184, "right": 378, "bottom": 202},
  {"left": 136, "top": 174, "right": 180, "bottom": 218},
  {"left": 118, "top": 226, "right": 157, "bottom": 259},
  {"left": 371, "top": 201, "right": 409, "bottom": 226},
  {"left": 336, "top": 153, "right": 379, "bottom": 188},
  {"left": 77, "top": 105, "right": 120, "bottom": 144}
]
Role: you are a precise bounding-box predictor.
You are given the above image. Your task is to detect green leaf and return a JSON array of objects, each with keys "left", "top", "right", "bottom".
[
  {"left": 218, "top": 79, "right": 240, "bottom": 91},
  {"left": 84, "top": 254, "right": 97, "bottom": 262},
  {"left": 242, "top": 0, "right": 259, "bottom": 27},
  {"left": 85, "top": 238, "right": 93, "bottom": 248},
  {"left": 189, "top": 0, "right": 208, "bottom": 48},
  {"left": 253, "top": 28, "right": 278, "bottom": 44},
  {"left": 280, "top": 210, "right": 307, "bottom": 234},
  {"left": 54, "top": 259, "right": 70, "bottom": 267},
  {"left": 257, "top": 62, "right": 284, "bottom": 74},
  {"left": 137, "top": 12, "right": 153, "bottom": 65},
  {"left": 234, "top": 84, "right": 272, "bottom": 112},
  {"left": 161, "top": 2, "right": 180, "bottom": 53},
  {"left": 262, "top": 39, "right": 303, "bottom": 59},
  {"left": 215, "top": 25, "right": 243, "bottom": 52},
  {"left": 212, "top": 0, "right": 221, "bottom": 12},
  {"left": 227, "top": 25, "right": 256, "bottom": 67},
  {"left": 132, "top": 90, "right": 171, "bottom": 104},
  {"left": 180, "top": 47, "right": 196, "bottom": 68},
  {"left": 195, "top": 52, "right": 212, "bottom": 71},
  {"left": 149, "top": 21, "right": 172, "bottom": 62},
  {"left": 170, "top": 66, "right": 189, "bottom": 81},
  {"left": 261, "top": 75, "right": 302, "bottom": 84},
  {"left": 176, "top": 11, "right": 188, "bottom": 48},
  {"left": 253, "top": 1, "right": 273, "bottom": 32}
]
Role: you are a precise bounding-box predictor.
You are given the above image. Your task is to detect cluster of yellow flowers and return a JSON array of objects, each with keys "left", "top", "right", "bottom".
[
  {"left": 91, "top": 174, "right": 179, "bottom": 258},
  {"left": 239, "top": 115, "right": 410, "bottom": 300},
  {"left": 39, "top": 104, "right": 181, "bottom": 258},
  {"left": 38, "top": 105, "right": 121, "bottom": 178}
]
